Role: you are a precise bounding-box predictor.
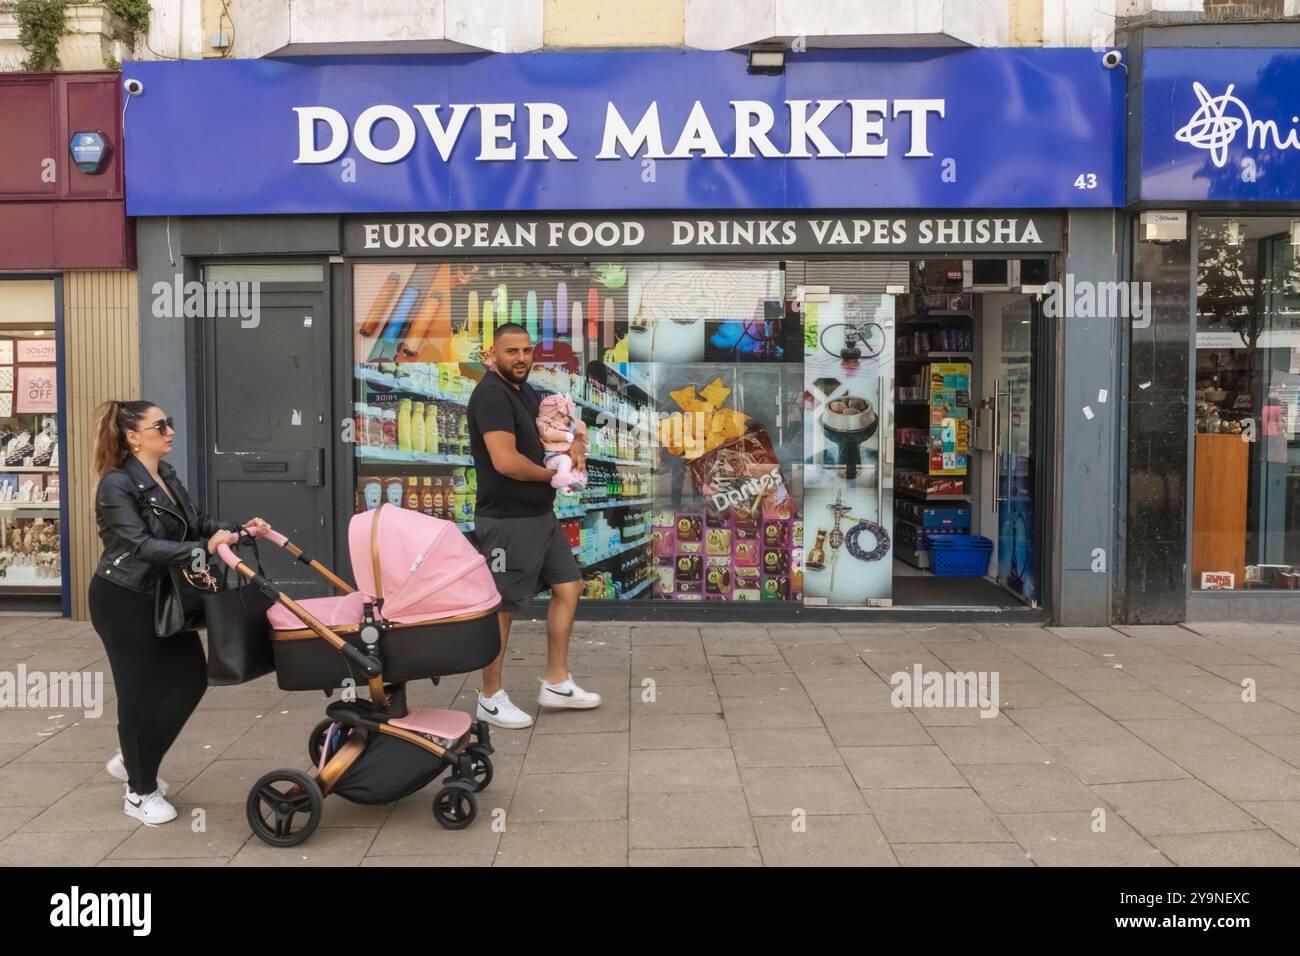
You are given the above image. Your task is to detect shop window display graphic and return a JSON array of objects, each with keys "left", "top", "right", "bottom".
[
  {"left": 803, "top": 294, "right": 896, "bottom": 605},
  {"left": 352, "top": 260, "right": 799, "bottom": 603},
  {"left": 651, "top": 371, "right": 802, "bottom": 602}
]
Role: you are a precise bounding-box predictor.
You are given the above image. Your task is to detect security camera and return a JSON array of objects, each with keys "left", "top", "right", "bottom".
[
  {"left": 1101, "top": 50, "right": 1124, "bottom": 70},
  {"left": 123, "top": 77, "right": 144, "bottom": 96}
]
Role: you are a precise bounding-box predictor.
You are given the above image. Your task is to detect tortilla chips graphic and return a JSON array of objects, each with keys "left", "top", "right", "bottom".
[{"left": 658, "top": 377, "right": 751, "bottom": 460}]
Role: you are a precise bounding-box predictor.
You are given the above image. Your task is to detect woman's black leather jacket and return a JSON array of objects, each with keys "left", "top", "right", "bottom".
[{"left": 94, "top": 455, "right": 240, "bottom": 593}]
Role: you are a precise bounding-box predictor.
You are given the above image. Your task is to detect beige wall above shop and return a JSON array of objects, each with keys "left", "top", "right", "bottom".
[
  {"left": 229, "top": 0, "right": 544, "bottom": 56},
  {"left": 1, "top": 0, "right": 1293, "bottom": 70},
  {"left": 545, "top": 0, "right": 685, "bottom": 46},
  {"left": 684, "top": 0, "right": 1009, "bottom": 49},
  {"left": 1010, "top": 0, "right": 1045, "bottom": 45},
  {"left": 0, "top": 280, "right": 56, "bottom": 326}
]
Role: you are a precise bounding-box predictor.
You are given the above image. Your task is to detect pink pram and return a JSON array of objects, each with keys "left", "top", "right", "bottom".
[{"left": 217, "top": 504, "right": 502, "bottom": 846}]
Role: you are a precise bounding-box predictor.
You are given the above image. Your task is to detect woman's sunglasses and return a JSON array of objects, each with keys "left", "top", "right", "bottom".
[{"left": 140, "top": 417, "right": 176, "bottom": 435}]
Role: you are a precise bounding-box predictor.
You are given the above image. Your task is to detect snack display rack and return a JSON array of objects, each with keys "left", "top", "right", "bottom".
[{"left": 893, "top": 290, "right": 974, "bottom": 570}]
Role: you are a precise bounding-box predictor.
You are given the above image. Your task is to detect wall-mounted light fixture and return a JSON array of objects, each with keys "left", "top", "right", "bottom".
[{"left": 747, "top": 46, "right": 786, "bottom": 76}]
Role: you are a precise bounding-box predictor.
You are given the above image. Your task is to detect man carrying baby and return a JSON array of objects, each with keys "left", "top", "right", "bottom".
[{"left": 467, "top": 322, "right": 601, "bottom": 729}]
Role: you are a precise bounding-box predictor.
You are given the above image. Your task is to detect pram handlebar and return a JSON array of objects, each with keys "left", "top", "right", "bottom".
[
  {"left": 215, "top": 540, "right": 380, "bottom": 679},
  {"left": 234, "top": 521, "right": 354, "bottom": 594}
]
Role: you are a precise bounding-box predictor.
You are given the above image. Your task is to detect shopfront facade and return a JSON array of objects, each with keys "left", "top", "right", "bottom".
[
  {"left": 1123, "top": 26, "right": 1300, "bottom": 623},
  {"left": 123, "top": 48, "right": 1128, "bottom": 624},
  {"left": 0, "top": 71, "right": 135, "bottom": 617}
]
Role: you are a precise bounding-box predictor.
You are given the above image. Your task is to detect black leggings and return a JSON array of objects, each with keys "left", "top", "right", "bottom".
[{"left": 88, "top": 574, "right": 207, "bottom": 795}]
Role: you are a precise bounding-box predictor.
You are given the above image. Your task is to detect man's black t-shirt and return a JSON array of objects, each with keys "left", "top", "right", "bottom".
[{"left": 468, "top": 370, "right": 556, "bottom": 518}]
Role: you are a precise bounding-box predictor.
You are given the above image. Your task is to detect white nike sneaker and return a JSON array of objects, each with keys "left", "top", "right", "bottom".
[
  {"left": 124, "top": 788, "right": 178, "bottom": 826},
  {"left": 476, "top": 690, "right": 534, "bottom": 729},
  {"left": 538, "top": 674, "right": 602, "bottom": 710},
  {"left": 106, "top": 752, "right": 169, "bottom": 796}
]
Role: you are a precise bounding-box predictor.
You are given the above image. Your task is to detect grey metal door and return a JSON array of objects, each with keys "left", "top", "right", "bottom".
[{"left": 201, "top": 266, "right": 332, "bottom": 597}]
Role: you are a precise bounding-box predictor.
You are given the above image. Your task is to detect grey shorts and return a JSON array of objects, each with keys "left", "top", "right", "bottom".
[{"left": 473, "top": 512, "right": 581, "bottom": 612}]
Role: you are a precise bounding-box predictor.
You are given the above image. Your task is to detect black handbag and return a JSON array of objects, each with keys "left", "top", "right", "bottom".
[
  {"left": 154, "top": 562, "right": 223, "bottom": 638},
  {"left": 204, "top": 541, "right": 275, "bottom": 685}
]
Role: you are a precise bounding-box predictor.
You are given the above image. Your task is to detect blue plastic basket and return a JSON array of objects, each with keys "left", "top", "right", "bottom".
[{"left": 928, "top": 534, "right": 993, "bottom": 577}]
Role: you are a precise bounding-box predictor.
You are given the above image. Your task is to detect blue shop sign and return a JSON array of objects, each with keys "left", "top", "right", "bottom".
[
  {"left": 122, "top": 49, "right": 1124, "bottom": 215},
  {"left": 1141, "top": 48, "right": 1300, "bottom": 202}
]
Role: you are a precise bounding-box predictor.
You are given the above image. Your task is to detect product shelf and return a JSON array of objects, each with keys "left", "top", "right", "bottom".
[
  {"left": 355, "top": 447, "right": 473, "bottom": 465},
  {"left": 586, "top": 453, "right": 650, "bottom": 467},
  {"left": 581, "top": 497, "right": 651, "bottom": 511},
  {"left": 355, "top": 364, "right": 472, "bottom": 405},
  {"left": 576, "top": 535, "right": 651, "bottom": 565},
  {"left": 619, "top": 577, "right": 652, "bottom": 599},
  {"left": 895, "top": 487, "right": 969, "bottom": 502}
]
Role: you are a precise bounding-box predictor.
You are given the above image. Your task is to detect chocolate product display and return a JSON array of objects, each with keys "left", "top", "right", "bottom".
[{"left": 652, "top": 506, "right": 802, "bottom": 602}]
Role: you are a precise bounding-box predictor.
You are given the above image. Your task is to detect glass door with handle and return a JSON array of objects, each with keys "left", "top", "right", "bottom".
[
  {"left": 802, "top": 292, "right": 895, "bottom": 607},
  {"left": 994, "top": 296, "right": 1037, "bottom": 605}
]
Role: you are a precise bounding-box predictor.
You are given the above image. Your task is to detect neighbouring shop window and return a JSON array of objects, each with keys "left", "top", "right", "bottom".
[
  {"left": 350, "top": 261, "right": 804, "bottom": 603},
  {"left": 1192, "top": 217, "right": 1300, "bottom": 592},
  {"left": 0, "top": 328, "right": 62, "bottom": 592}
]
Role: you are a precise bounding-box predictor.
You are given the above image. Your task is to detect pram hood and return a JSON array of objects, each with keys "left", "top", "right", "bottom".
[{"left": 347, "top": 505, "right": 500, "bottom": 625}]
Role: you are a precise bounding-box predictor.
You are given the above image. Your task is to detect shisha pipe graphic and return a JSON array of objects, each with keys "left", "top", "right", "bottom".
[
  {"left": 823, "top": 489, "right": 892, "bottom": 595},
  {"left": 826, "top": 490, "right": 853, "bottom": 594},
  {"left": 819, "top": 321, "right": 886, "bottom": 370}
]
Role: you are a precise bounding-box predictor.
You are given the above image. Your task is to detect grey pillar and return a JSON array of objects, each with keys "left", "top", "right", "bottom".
[{"left": 1056, "top": 209, "right": 1124, "bottom": 625}]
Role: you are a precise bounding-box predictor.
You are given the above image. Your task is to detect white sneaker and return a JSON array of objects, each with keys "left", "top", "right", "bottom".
[
  {"left": 538, "top": 674, "right": 601, "bottom": 710},
  {"left": 106, "top": 752, "right": 168, "bottom": 796},
  {"left": 476, "top": 690, "right": 534, "bottom": 729},
  {"left": 124, "top": 788, "right": 177, "bottom": 826}
]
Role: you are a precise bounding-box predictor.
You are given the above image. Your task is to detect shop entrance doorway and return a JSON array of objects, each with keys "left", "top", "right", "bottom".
[{"left": 803, "top": 258, "right": 1048, "bottom": 610}]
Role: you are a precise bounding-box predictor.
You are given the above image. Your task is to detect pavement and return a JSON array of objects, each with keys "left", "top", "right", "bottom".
[{"left": 2, "top": 615, "right": 1300, "bottom": 866}]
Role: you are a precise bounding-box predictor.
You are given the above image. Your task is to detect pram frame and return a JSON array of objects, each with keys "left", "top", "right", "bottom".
[
  {"left": 223, "top": 512, "right": 498, "bottom": 843},
  {"left": 217, "top": 509, "right": 495, "bottom": 773}
]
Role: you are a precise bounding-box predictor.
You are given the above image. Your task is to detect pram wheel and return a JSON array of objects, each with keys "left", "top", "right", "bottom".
[
  {"left": 246, "top": 769, "right": 323, "bottom": 847},
  {"left": 465, "top": 744, "right": 494, "bottom": 793},
  {"left": 307, "top": 719, "right": 334, "bottom": 766},
  {"left": 432, "top": 781, "right": 477, "bottom": 830}
]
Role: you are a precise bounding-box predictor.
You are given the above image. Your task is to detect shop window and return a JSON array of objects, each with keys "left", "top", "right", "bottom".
[
  {"left": 0, "top": 324, "right": 61, "bottom": 593},
  {"left": 350, "top": 260, "right": 802, "bottom": 603},
  {"left": 1192, "top": 217, "right": 1300, "bottom": 592}
]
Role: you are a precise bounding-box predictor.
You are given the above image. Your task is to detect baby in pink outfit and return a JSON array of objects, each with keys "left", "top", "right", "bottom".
[{"left": 536, "top": 393, "right": 588, "bottom": 494}]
